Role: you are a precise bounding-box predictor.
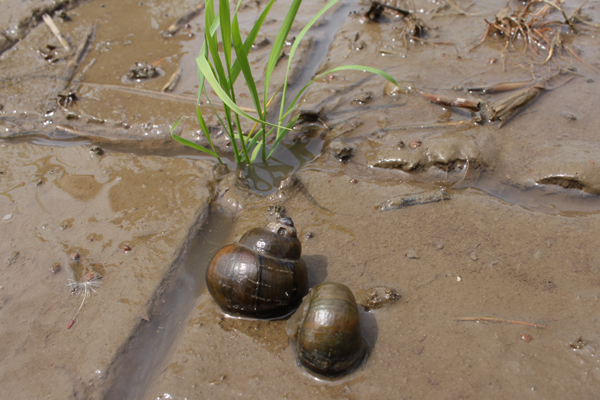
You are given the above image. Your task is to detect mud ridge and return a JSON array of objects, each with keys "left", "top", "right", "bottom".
[
  {"left": 101, "top": 201, "right": 212, "bottom": 400},
  {"left": 1, "top": 0, "right": 88, "bottom": 55}
]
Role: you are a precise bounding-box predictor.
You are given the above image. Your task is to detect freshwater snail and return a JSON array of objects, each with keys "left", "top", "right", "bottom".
[
  {"left": 206, "top": 217, "right": 308, "bottom": 318},
  {"left": 286, "top": 281, "right": 367, "bottom": 378}
]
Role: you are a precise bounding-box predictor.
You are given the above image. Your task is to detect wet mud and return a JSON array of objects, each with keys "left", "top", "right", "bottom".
[{"left": 2, "top": 0, "right": 600, "bottom": 399}]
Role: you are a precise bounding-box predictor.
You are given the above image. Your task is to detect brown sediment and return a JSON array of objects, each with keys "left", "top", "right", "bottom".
[{"left": 2, "top": 0, "right": 600, "bottom": 399}]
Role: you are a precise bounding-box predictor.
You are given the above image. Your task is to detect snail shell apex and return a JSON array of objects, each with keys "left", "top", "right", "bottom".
[
  {"left": 287, "top": 281, "right": 367, "bottom": 378},
  {"left": 206, "top": 217, "right": 308, "bottom": 318}
]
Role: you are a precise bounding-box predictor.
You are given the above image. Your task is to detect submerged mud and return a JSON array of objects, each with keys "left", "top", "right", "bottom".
[
  {"left": 2, "top": 0, "right": 600, "bottom": 399},
  {"left": 0, "top": 142, "right": 213, "bottom": 399}
]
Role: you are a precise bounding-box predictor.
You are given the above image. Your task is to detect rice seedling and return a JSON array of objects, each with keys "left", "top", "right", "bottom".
[{"left": 171, "top": 0, "right": 398, "bottom": 165}]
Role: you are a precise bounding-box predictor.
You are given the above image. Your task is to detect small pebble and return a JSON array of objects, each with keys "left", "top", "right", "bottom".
[
  {"left": 559, "top": 111, "right": 577, "bottom": 121},
  {"left": 122, "top": 245, "right": 132, "bottom": 252},
  {"left": 435, "top": 242, "right": 444, "bottom": 250},
  {"left": 406, "top": 250, "right": 420, "bottom": 259},
  {"left": 304, "top": 231, "right": 314, "bottom": 240},
  {"left": 3, "top": 213, "right": 13, "bottom": 220},
  {"left": 469, "top": 251, "right": 478, "bottom": 261},
  {"left": 409, "top": 140, "right": 422, "bottom": 149},
  {"left": 6, "top": 251, "right": 19, "bottom": 266},
  {"left": 457, "top": 276, "right": 462, "bottom": 282},
  {"left": 520, "top": 333, "right": 533, "bottom": 343},
  {"left": 49, "top": 262, "right": 61, "bottom": 273},
  {"left": 68, "top": 252, "right": 80, "bottom": 261},
  {"left": 90, "top": 146, "right": 104, "bottom": 156},
  {"left": 349, "top": 178, "right": 358, "bottom": 184}
]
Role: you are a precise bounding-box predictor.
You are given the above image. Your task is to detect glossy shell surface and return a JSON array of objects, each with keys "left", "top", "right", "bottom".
[
  {"left": 287, "top": 281, "right": 366, "bottom": 378},
  {"left": 206, "top": 218, "right": 308, "bottom": 318}
]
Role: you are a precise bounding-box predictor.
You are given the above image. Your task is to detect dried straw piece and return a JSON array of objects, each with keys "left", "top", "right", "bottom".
[
  {"left": 459, "top": 316, "right": 547, "bottom": 329},
  {"left": 163, "top": 2, "right": 205, "bottom": 38},
  {"left": 162, "top": 68, "right": 182, "bottom": 92},
  {"left": 421, "top": 92, "right": 481, "bottom": 111},
  {"left": 42, "top": 14, "right": 71, "bottom": 51}
]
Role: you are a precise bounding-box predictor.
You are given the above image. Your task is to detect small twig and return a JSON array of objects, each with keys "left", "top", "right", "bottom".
[
  {"left": 445, "top": 0, "right": 478, "bottom": 17},
  {"left": 162, "top": 68, "right": 182, "bottom": 92},
  {"left": 542, "top": 0, "right": 577, "bottom": 33},
  {"left": 163, "top": 2, "right": 205, "bottom": 38},
  {"left": 42, "top": 14, "right": 71, "bottom": 51},
  {"left": 459, "top": 316, "right": 547, "bottom": 329},
  {"left": 565, "top": 45, "right": 600, "bottom": 74},
  {"left": 46, "top": 25, "right": 95, "bottom": 113},
  {"left": 421, "top": 92, "right": 480, "bottom": 111},
  {"left": 376, "top": 1, "right": 411, "bottom": 16},
  {"left": 374, "top": 119, "right": 477, "bottom": 133},
  {"left": 67, "top": 294, "right": 86, "bottom": 329},
  {"left": 466, "top": 80, "right": 534, "bottom": 94},
  {"left": 377, "top": 190, "right": 450, "bottom": 211},
  {"left": 540, "top": 28, "right": 562, "bottom": 64},
  {"left": 59, "top": 25, "right": 95, "bottom": 89},
  {"left": 56, "top": 125, "right": 86, "bottom": 136}
]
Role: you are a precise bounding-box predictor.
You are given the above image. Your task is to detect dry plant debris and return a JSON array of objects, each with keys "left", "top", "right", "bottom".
[
  {"left": 366, "top": 1, "right": 435, "bottom": 51},
  {"left": 469, "top": 0, "right": 599, "bottom": 70},
  {"left": 459, "top": 316, "right": 548, "bottom": 329},
  {"left": 67, "top": 265, "right": 102, "bottom": 329}
]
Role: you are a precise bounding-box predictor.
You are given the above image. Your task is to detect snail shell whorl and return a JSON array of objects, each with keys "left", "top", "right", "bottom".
[
  {"left": 289, "top": 281, "right": 366, "bottom": 378},
  {"left": 206, "top": 217, "right": 308, "bottom": 318}
]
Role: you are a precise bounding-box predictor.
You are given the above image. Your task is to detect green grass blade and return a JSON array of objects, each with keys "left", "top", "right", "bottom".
[
  {"left": 232, "top": 15, "right": 262, "bottom": 119},
  {"left": 267, "top": 116, "right": 298, "bottom": 158},
  {"left": 198, "top": 56, "right": 286, "bottom": 128},
  {"left": 282, "top": 64, "right": 399, "bottom": 122},
  {"left": 279, "top": 0, "right": 340, "bottom": 114},
  {"left": 272, "top": 0, "right": 339, "bottom": 150},
  {"left": 204, "top": 91, "right": 239, "bottom": 159},
  {"left": 247, "top": 129, "right": 263, "bottom": 150},
  {"left": 263, "top": 0, "right": 302, "bottom": 106},
  {"left": 170, "top": 119, "right": 220, "bottom": 159},
  {"left": 219, "top": 0, "right": 232, "bottom": 71},
  {"left": 204, "top": 31, "right": 228, "bottom": 90},
  {"left": 204, "top": 0, "right": 228, "bottom": 91},
  {"left": 250, "top": 138, "right": 263, "bottom": 162},
  {"left": 235, "top": 113, "right": 250, "bottom": 164},
  {"left": 230, "top": 0, "right": 276, "bottom": 85},
  {"left": 195, "top": 102, "right": 222, "bottom": 161},
  {"left": 205, "top": 0, "right": 216, "bottom": 35}
]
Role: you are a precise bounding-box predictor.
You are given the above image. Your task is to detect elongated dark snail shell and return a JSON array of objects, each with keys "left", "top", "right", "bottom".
[
  {"left": 206, "top": 217, "right": 308, "bottom": 318},
  {"left": 286, "top": 281, "right": 367, "bottom": 378}
]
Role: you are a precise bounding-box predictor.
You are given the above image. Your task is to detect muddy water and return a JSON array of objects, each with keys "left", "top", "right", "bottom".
[
  {"left": 104, "top": 209, "right": 234, "bottom": 400},
  {"left": 2, "top": 0, "right": 600, "bottom": 399}
]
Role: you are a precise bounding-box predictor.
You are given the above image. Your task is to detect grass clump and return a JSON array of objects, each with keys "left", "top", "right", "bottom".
[{"left": 171, "top": 0, "right": 398, "bottom": 165}]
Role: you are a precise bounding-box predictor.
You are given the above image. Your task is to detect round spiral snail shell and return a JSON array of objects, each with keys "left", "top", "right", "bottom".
[
  {"left": 206, "top": 217, "right": 308, "bottom": 318},
  {"left": 286, "top": 281, "right": 367, "bottom": 378}
]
